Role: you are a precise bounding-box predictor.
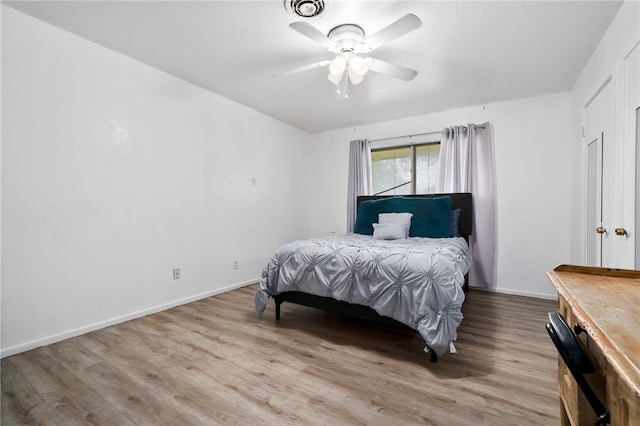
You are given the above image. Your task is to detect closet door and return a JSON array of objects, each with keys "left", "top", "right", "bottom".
[
  {"left": 636, "top": 107, "right": 640, "bottom": 268},
  {"left": 623, "top": 43, "right": 639, "bottom": 268},
  {"left": 585, "top": 80, "right": 614, "bottom": 267},
  {"left": 586, "top": 135, "right": 603, "bottom": 266},
  {"left": 584, "top": 46, "right": 638, "bottom": 270}
]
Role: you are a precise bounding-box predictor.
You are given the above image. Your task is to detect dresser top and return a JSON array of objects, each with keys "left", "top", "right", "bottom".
[{"left": 547, "top": 265, "right": 640, "bottom": 397}]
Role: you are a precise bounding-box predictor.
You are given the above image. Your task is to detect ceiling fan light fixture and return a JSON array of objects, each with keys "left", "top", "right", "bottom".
[
  {"left": 348, "top": 56, "right": 369, "bottom": 76},
  {"left": 285, "top": 0, "right": 325, "bottom": 18},
  {"left": 347, "top": 68, "right": 364, "bottom": 85},
  {"left": 327, "top": 70, "right": 343, "bottom": 85},
  {"left": 329, "top": 55, "right": 347, "bottom": 75}
]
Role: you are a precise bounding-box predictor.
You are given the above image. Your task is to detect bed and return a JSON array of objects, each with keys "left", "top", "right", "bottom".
[{"left": 254, "top": 193, "right": 472, "bottom": 361}]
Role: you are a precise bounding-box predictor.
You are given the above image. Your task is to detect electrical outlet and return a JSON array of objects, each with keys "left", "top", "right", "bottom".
[
  {"left": 233, "top": 260, "right": 238, "bottom": 270},
  {"left": 173, "top": 268, "right": 181, "bottom": 279}
]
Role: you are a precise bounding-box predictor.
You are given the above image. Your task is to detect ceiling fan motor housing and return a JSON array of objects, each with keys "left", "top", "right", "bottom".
[{"left": 328, "top": 24, "right": 365, "bottom": 51}]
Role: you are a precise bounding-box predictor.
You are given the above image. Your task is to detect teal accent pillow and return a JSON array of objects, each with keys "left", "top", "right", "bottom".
[
  {"left": 399, "top": 196, "right": 452, "bottom": 238},
  {"left": 353, "top": 197, "right": 403, "bottom": 235},
  {"left": 354, "top": 196, "right": 452, "bottom": 238}
]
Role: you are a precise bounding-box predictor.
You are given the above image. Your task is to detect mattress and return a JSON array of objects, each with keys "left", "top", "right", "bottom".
[{"left": 255, "top": 233, "right": 472, "bottom": 356}]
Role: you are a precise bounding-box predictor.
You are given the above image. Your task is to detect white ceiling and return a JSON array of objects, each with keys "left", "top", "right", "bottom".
[{"left": 4, "top": 0, "right": 623, "bottom": 133}]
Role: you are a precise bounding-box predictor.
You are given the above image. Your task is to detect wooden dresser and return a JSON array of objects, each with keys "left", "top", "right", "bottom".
[{"left": 546, "top": 265, "right": 640, "bottom": 425}]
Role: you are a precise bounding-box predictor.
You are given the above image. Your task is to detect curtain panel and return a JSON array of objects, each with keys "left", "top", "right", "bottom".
[
  {"left": 437, "top": 123, "right": 496, "bottom": 288},
  {"left": 346, "top": 139, "right": 372, "bottom": 232}
]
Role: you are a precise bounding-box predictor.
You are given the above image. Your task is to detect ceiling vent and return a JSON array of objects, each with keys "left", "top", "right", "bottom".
[{"left": 285, "top": 0, "right": 325, "bottom": 18}]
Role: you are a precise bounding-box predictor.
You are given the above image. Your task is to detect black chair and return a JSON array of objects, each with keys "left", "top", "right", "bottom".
[{"left": 546, "top": 312, "right": 610, "bottom": 425}]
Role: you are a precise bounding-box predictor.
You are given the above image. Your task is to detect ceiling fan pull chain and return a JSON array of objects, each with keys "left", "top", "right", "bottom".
[{"left": 344, "top": 73, "right": 349, "bottom": 99}]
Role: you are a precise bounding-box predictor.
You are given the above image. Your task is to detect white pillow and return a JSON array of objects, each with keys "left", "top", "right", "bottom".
[
  {"left": 372, "top": 223, "right": 406, "bottom": 240},
  {"left": 379, "top": 212, "right": 413, "bottom": 238}
]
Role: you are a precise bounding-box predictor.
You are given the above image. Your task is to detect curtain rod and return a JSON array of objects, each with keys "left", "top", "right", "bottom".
[
  {"left": 370, "top": 131, "right": 438, "bottom": 143},
  {"left": 370, "top": 123, "right": 487, "bottom": 143}
]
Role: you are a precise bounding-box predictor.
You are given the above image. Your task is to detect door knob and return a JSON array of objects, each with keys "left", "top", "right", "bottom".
[
  {"left": 614, "top": 228, "right": 628, "bottom": 236},
  {"left": 596, "top": 227, "right": 607, "bottom": 234}
]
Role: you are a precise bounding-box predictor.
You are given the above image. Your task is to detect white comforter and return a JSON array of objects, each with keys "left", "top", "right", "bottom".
[{"left": 255, "top": 233, "right": 472, "bottom": 356}]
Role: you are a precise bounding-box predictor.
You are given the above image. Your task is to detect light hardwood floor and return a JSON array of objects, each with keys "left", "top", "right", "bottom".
[{"left": 2, "top": 285, "right": 560, "bottom": 425}]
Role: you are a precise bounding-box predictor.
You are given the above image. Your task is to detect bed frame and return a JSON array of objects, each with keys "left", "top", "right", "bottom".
[{"left": 273, "top": 193, "right": 473, "bottom": 362}]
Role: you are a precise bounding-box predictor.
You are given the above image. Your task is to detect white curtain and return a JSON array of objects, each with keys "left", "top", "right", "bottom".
[
  {"left": 347, "top": 139, "right": 372, "bottom": 232},
  {"left": 436, "top": 123, "right": 496, "bottom": 288}
]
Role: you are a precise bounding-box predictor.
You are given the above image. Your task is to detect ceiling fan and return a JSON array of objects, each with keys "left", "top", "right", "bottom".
[{"left": 275, "top": 14, "right": 422, "bottom": 97}]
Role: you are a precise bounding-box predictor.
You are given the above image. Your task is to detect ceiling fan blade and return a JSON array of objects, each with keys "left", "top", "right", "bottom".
[
  {"left": 271, "top": 60, "right": 331, "bottom": 79},
  {"left": 290, "top": 21, "right": 337, "bottom": 51},
  {"left": 366, "top": 58, "right": 418, "bottom": 81},
  {"left": 360, "top": 14, "right": 422, "bottom": 52}
]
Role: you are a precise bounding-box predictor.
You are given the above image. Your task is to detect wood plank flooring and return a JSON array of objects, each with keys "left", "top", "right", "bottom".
[{"left": 2, "top": 285, "right": 560, "bottom": 425}]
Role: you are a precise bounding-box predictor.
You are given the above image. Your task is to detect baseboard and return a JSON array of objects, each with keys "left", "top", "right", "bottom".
[
  {"left": 469, "top": 285, "right": 558, "bottom": 301},
  {"left": 0, "top": 278, "right": 259, "bottom": 359}
]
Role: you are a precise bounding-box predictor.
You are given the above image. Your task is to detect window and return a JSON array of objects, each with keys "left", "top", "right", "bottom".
[{"left": 371, "top": 141, "right": 440, "bottom": 195}]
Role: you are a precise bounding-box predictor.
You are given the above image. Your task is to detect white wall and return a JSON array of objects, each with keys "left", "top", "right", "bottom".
[
  {"left": 308, "top": 92, "right": 574, "bottom": 299},
  {"left": 1, "top": 6, "right": 311, "bottom": 357}
]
